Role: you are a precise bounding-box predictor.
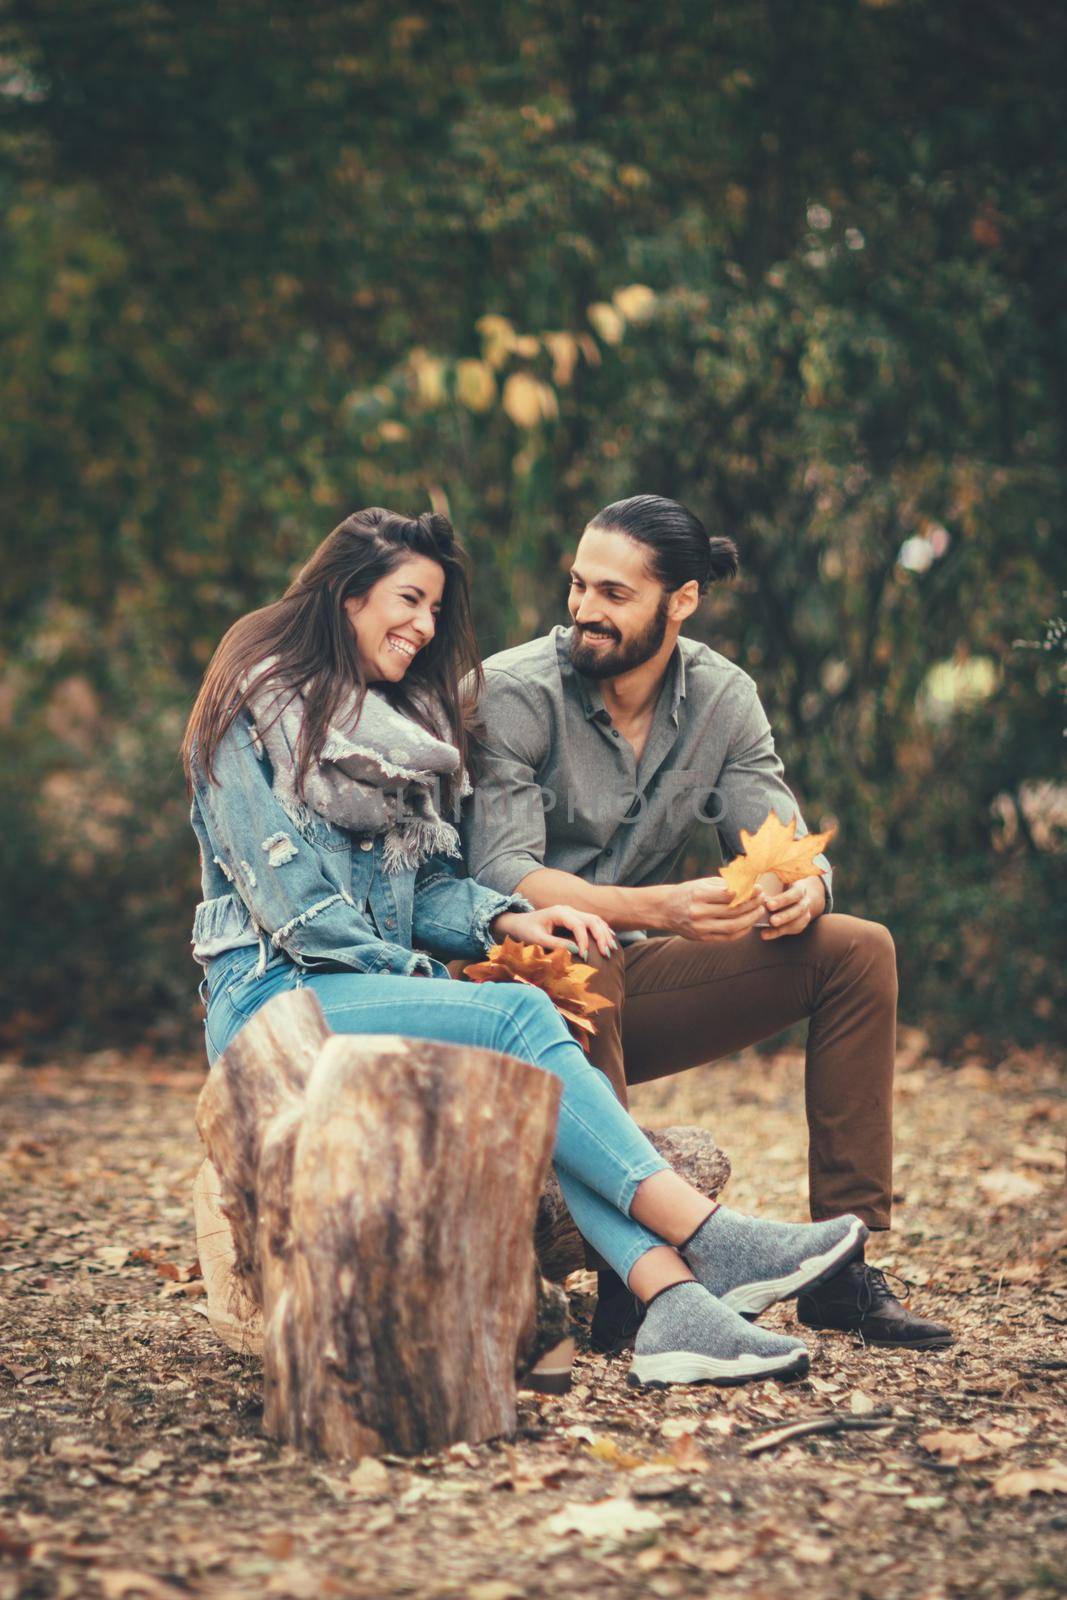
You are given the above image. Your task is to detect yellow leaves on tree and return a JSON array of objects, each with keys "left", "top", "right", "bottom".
[
  {"left": 719, "top": 810, "right": 837, "bottom": 908},
  {"left": 587, "top": 302, "right": 625, "bottom": 345},
  {"left": 463, "top": 938, "right": 614, "bottom": 1053},
  {"left": 475, "top": 313, "right": 517, "bottom": 369},
  {"left": 612, "top": 284, "right": 657, "bottom": 324},
  {"left": 408, "top": 348, "right": 447, "bottom": 408},
  {"left": 502, "top": 372, "right": 558, "bottom": 428},
  {"left": 454, "top": 358, "right": 497, "bottom": 413},
  {"left": 543, "top": 331, "right": 579, "bottom": 386}
]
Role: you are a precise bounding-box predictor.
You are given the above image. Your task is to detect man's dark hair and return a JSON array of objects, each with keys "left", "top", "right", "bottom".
[{"left": 586, "top": 494, "right": 739, "bottom": 594}]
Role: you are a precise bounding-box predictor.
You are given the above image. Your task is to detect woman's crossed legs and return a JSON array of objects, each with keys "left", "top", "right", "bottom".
[{"left": 206, "top": 955, "right": 866, "bottom": 1385}]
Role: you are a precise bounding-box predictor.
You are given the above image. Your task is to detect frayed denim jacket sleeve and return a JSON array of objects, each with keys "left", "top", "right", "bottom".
[
  {"left": 412, "top": 851, "right": 533, "bottom": 960},
  {"left": 192, "top": 715, "right": 440, "bottom": 978}
]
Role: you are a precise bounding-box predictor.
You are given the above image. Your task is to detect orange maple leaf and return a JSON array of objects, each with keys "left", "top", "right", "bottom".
[
  {"left": 463, "top": 938, "right": 613, "bottom": 1053},
  {"left": 719, "top": 810, "right": 836, "bottom": 908}
]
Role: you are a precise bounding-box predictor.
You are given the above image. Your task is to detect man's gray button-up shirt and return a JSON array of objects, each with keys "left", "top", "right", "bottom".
[{"left": 461, "top": 626, "right": 833, "bottom": 931}]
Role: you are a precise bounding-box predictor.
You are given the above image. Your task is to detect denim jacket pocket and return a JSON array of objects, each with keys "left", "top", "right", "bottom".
[{"left": 303, "top": 813, "right": 352, "bottom": 855}]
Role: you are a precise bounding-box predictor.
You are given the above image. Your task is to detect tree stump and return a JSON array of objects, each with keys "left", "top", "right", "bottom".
[
  {"left": 533, "top": 1124, "right": 732, "bottom": 1282},
  {"left": 196, "top": 987, "right": 329, "bottom": 1307},
  {"left": 192, "top": 1160, "right": 264, "bottom": 1356},
  {"left": 195, "top": 989, "right": 560, "bottom": 1460}
]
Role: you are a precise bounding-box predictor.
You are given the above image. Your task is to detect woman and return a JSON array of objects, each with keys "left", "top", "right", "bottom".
[{"left": 183, "top": 506, "right": 866, "bottom": 1388}]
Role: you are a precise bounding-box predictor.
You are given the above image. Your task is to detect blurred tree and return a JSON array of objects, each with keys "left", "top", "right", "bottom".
[{"left": 0, "top": 0, "right": 1063, "bottom": 1052}]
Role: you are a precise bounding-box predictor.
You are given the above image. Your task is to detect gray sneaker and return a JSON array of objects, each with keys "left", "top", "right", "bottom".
[
  {"left": 629, "top": 1281, "right": 810, "bottom": 1389},
  {"left": 684, "top": 1206, "right": 868, "bottom": 1318}
]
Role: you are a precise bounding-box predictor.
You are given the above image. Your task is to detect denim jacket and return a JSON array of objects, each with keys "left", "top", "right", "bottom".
[{"left": 189, "top": 711, "right": 530, "bottom": 980}]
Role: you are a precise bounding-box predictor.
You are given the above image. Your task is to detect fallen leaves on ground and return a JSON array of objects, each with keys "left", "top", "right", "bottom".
[
  {"left": 699, "top": 1544, "right": 747, "bottom": 1574},
  {"left": 917, "top": 1427, "right": 1021, "bottom": 1465},
  {"left": 0, "top": 1040, "right": 1064, "bottom": 1599},
  {"left": 976, "top": 1169, "right": 1046, "bottom": 1206},
  {"left": 542, "top": 1496, "right": 664, "bottom": 1539},
  {"left": 794, "top": 1536, "right": 835, "bottom": 1566},
  {"left": 346, "top": 1456, "right": 391, "bottom": 1497},
  {"left": 993, "top": 1462, "right": 1067, "bottom": 1498}
]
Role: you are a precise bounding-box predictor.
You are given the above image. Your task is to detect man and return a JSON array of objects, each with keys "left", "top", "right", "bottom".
[{"left": 462, "top": 493, "right": 951, "bottom": 1353}]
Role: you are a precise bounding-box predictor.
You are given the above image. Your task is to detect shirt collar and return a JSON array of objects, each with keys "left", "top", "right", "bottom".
[
  {"left": 557, "top": 626, "right": 688, "bottom": 725},
  {"left": 670, "top": 643, "right": 687, "bottom": 723}
]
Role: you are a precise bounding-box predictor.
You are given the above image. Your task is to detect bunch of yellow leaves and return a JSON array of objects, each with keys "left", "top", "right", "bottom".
[
  {"left": 463, "top": 938, "right": 614, "bottom": 1054},
  {"left": 719, "top": 810, "right": 837, "bottom": 908}
]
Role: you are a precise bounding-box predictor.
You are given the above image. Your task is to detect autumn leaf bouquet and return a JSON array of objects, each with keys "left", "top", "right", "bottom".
[{"left": 463, "top": 940, "right": 614, "bottom": 1053}]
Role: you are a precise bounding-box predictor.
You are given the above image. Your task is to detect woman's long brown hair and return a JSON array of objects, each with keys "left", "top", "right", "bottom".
[{"left": 181, "top": 507, "right": 482, "bottom": 803}]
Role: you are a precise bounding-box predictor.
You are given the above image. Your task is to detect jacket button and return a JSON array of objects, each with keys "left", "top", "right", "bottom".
[{"left": 359, "top": 839, "right": 373, "bottom": 851}]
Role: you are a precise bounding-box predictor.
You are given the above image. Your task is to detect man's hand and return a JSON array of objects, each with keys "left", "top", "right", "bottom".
[
  {"left": 661, "top": 877, "right": 769, "bottom": 943},
  {"left": 759, "top": 875, "right": 827, "bottom": 940}
]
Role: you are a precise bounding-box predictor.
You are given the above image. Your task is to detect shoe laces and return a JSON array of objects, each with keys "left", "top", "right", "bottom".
[{"left": 857, "top": 1263, "right": 912, "bottom": 1315}]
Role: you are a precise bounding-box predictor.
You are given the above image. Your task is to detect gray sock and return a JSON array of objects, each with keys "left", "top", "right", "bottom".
[
  {"left": 683, "top": 1205, "right": 868, "bottom": 1318},
  {"left": 630, "top": 1280, "right": 808, "bottom": 1388}
]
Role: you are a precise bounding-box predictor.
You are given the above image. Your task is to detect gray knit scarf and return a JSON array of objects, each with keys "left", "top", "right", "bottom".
[{"left": 245, "top": 658, "right": 468, "bottom": 874}]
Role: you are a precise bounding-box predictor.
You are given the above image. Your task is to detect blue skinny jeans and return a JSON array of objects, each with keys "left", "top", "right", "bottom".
[{"left": 203, "top": 949, "right": 669, "bottom": 1284}]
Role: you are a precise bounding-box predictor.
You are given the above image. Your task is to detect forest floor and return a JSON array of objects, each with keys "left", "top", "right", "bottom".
[{"left": 1, "top": 1028, "right": 1064, "bottom": 1600}]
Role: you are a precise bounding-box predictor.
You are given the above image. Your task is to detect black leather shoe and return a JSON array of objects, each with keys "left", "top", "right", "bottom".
[
  {"left": 590, "top": 1270, "right": 645, "bottom": 1355},
  {"left": 797, "top": 1260, "right": 953, "bottom": 1349}
]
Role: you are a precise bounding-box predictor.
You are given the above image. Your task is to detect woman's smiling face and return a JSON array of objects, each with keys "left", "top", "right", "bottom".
[{"left": 343, "top": 555, "right": 445, "bottom": 683}]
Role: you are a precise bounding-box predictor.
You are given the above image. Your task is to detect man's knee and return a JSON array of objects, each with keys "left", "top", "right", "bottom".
[
  {"left": 818, "top": 913, "right": 898, "bottom": 1001},
  {"left": 582, "top": 941, "right": 626, "bottom": 1011},
  {"left": 858, "top": 919, "right": 897, "bottom": 988},
  {"left": 579, "top": 943, "right": 627, "bottom": 1102}
]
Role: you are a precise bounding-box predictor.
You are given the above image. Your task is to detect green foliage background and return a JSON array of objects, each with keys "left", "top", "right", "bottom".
[{"left": 1, "top": 0, "right": 1063, "bottom": 1056}]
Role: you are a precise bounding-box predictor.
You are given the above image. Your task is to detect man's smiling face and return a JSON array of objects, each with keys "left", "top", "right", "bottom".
[{"left": 567, "top": 526, "right": 672, "bottom": 680}]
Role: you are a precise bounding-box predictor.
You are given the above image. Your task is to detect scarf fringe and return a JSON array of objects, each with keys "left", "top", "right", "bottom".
[
  {"left": 277, "top": 793, "right": 317, "bottom": 840},
  {"left": 381, "top": 816, "right": 462, "bottom": 875}
]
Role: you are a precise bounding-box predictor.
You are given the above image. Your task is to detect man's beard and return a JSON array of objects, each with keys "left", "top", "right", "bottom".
[{"left": 569, "top": 594, "right": 670, "bottom": 680}]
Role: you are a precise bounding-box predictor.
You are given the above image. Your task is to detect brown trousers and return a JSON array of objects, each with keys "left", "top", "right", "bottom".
[{"left": 585, "top": 913, "right": 897, "bottom": 1232}]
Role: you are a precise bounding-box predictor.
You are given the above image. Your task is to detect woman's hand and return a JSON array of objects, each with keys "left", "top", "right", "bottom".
[{"left": 490, "top": 904, "right": 618, "bottom": 961}]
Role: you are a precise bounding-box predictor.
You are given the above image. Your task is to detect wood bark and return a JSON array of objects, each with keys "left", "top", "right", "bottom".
[
  {"left": 195, "top": 990, "right": 561, "bottom": 1461},
  {"left": 533, "top": 1124, "right": 732, "bottom": 1282},
  {"left": 195, "top": 987, "right": 329, "bottom": 1306},
  {"left": 192, "top": 1159, "right": 264, "bottom": 1356}
]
